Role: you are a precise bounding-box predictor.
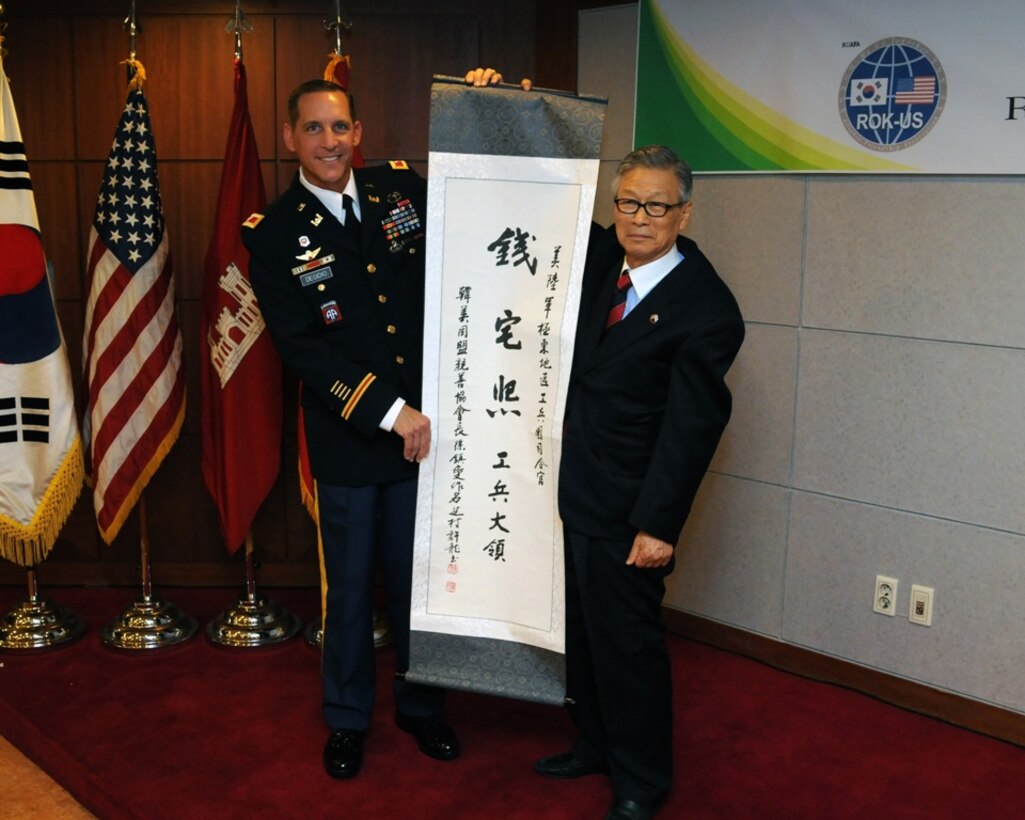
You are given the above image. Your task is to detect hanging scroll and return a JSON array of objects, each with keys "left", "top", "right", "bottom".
[{"left": 409, "top": 78, "right": 606, "bottom": 704}]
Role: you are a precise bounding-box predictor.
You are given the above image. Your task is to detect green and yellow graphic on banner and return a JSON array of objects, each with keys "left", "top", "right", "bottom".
[{"left": 635, "top": 0, "right": 911, "bottom": 173}]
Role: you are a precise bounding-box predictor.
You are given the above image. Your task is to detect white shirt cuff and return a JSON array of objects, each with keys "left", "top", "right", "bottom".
[{"left": 380, "top": 398, "right": 405, "bottom": 432}]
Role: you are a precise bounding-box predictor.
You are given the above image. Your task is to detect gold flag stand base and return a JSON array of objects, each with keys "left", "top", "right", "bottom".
[
  {"left": 101, "top": 496, "right": 197, "bottom": 650},
  {"left": 206, "top": 596, "right": 301, "bottom": 648},
  {"left": 0, "top": 596, "right": 87, "bottom": 652},
  {"left": 303, "top": 608, "right": 392, "bottom": 650},
  {"left": 205, "top": 534, "right": 301, "bottom": 648},
  {"left": 0, "top": 567, "right": 86, "bottom": 651},
  {"left": 101, "top": 597, "right": 198, "bottom": 651}
]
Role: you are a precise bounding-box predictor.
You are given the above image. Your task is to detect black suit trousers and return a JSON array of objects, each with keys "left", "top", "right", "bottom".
[
  {"left": 564, "top": 528, "right": 674, "bottom": 804},
  {"left": 316, "top": 478, "right": 443, "bottom": 730}
]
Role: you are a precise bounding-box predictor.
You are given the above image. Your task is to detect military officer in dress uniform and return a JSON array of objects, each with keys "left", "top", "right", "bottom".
[{"left": 242, "top": 69, "right": 513, "bottom": 779}]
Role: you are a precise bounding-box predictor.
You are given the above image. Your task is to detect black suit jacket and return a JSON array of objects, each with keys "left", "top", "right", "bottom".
[
  {"left": 242, "top": 166, "right": 427, "bottom": 486},
  {"left": 558, "top": 224, "right": 744, "bottom": 544}
]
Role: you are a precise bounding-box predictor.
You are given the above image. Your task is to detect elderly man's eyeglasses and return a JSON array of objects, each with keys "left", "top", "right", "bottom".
[{"left": 613, "top": 198, "right": 684, "bottom": 218}]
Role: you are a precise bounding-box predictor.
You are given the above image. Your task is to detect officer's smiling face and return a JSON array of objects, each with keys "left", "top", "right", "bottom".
[{"left": 284, "top": 90, "right": 363, "bottom": 193}]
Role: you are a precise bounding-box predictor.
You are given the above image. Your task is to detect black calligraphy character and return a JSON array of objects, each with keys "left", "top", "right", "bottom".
[
  {"left": 495, "top": 310, "right": 523, "bottom": 349},
  {"left": 486, "top": 375, "right": 522, "bottom": 417},
  {"left": 489, "top": 512, "right": 510, "bottom": 533},
  {"left": 493, "top": 451, "right": 511, "bottom": 469},
  {"left": 488, "top": 480, "right": 510, "bottom": 502},
  {"left": 483, "top": 539, "right": 507, "bottom": 562},
  {"left": 487, "top": 227, "right": 538, "bottom": 275}
]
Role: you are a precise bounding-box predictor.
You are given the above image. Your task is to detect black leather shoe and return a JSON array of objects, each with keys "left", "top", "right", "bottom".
[
  {"left": 606, "top": 798, "right": 659, "bottom": 820},
  {"left": 323, "top": 729, "right": 365, "bottom": 779},
  {"left": 395, "top": 713, "right": 460, "bottom": 760},
  {"left": 533, "top": 750, "right": 608, "bottom": 779}
]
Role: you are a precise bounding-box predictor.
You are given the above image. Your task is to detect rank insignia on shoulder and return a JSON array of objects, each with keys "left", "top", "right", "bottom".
[
  {"left": 388, "top": 160, "right": 410, "bottom": 170},
  {"left": 243, "top": 212, "right": 264, "bottom": 229}
]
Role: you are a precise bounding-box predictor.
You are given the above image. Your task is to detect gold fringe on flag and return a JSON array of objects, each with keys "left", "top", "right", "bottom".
[
  {"left": 298, "top": 454, "right": 318, "bottom": 522},
  {"left": 0, "top": 439, "right": 85, "bottom": 567},
  {"left": 323, "top": 52, "right": 350, "bottom": 84},
  {"left": 98, "top": 398, "right": 184, "bottom": 545},
  {"left": 121, "top": 58, "right": 147, "bottom": 91}
]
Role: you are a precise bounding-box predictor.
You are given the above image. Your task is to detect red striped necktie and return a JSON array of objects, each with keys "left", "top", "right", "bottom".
[{"left": 604, "top": 270, "right": 633, "bottom": 329}]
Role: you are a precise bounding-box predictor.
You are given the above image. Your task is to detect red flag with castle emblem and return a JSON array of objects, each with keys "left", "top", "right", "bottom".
[{"left": 200, "top": 60, "right": 282, "bottom": 552}]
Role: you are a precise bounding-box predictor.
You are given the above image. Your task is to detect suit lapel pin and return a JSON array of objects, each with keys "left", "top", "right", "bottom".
[
  {"left": 387, "top": 191, "right": 402, "bottom": 203},
  {"left": 649, "top": 313, "right": 660, "bottom": 324}
]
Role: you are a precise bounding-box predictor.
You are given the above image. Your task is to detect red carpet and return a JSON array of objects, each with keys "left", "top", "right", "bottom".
[{"left": 2, "top": 585, "right": 1025, "bottom": 819}]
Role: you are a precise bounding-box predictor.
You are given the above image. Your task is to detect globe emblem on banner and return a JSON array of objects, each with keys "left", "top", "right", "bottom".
[{"left": 839, "top": 37, "right": 946, "bottom": 152}]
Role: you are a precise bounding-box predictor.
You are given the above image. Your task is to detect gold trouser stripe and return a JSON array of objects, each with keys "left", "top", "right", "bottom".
[
  {"left": 314, "top": 482, "right": 328, "bottom": 664},
  {"left": 341, "top": 373, "right": 376, "bottom": 419}
]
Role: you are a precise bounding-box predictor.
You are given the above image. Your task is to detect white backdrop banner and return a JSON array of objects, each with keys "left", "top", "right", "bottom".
[
  {"left": 636, "top": 0, "right": 1025, "bottom": 173},
  {"left": 408, "top": 78, "right": 606, "bottom": 704}
]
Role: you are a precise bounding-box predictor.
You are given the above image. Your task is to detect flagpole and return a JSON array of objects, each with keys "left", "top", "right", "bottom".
[
  {"left": 202, "top": 3, "right": 299, "bottom": 650},
  {"left": 101, "top": 494, "right": 198, "bottom": 650},
  {"left": 0, "top": 567, "right": 86, "bottom": 651}
]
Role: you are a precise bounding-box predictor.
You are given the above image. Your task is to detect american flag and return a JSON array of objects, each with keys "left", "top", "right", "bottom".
[
  {"left": 894, "top": 76, "right": 936, "bottom": 105},
  {"left": 81, "top": 75, "right": 185, "bottom": 544}
]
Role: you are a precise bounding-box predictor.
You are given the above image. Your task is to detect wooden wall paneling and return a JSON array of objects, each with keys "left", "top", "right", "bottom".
[
  {"left": 30, "top": 163, "right": 83, "bottom": 302},
  {"left": 346, "top": 12, "right": 481, "bottom": 163},
  {"left": 71, "top": 17, "right": 141, "bottom": 161},
  {"left": 2, "top": 17, "right": 75, "bottom": 161},
  {"left": 477, "top": 1, "right": 536, "bottom": 91},
  {"left": 158, "top": 161, "right": 222, "bottom": 301},
  {"left": 238, "top": 16, "right": 279, "bottom": 168},
  {"left": 137, "top": 15, "right": 277, "bottom": 160}
]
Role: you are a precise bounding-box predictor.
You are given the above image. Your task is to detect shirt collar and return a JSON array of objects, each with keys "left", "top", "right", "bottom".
[
  {"left": 622, "top": 245, "right": 684, "bottom": 301},
  {"left": 297, "top": 168, "right": 361, "bottom": 225}
]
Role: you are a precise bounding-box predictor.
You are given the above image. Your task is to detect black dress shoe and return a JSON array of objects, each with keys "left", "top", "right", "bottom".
[
  {"left": 533, "top": 750, "right": 608, "bottom": 779},
  {"left": 323, "top": 729, "right": 365, "bottom": 779},
  {"left": 606, "top": 798, "right": 658, "bottom": 820},
  {"left": 395, "top": 713, "right": 460, "bottom": 760}
]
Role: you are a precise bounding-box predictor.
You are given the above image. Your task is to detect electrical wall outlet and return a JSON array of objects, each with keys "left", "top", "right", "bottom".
[
  {"left": 873, "top": 575, "right": 898, "bottom": 616},
  {"left": 909, "top": 584, "right": 934, "bottom": 626}
]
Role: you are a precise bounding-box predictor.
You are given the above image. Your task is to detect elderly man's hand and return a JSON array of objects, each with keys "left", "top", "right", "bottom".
[
  {"left": 464, "top": 67, "right": 532, "bottom": 91},
  {"left": 626, "top": 531, "right": 674, "bottom": 569}
]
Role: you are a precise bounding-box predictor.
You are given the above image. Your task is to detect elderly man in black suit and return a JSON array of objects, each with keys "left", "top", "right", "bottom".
[{"left": 536, "top": 145, "right": 745, "bottom": 820}]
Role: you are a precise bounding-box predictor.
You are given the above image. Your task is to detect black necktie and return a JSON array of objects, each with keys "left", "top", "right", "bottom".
[{"left": 342, "top": 194, "right": 359, "bottom": 241}]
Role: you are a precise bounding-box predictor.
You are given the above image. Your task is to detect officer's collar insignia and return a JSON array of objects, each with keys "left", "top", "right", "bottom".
[
  {"left": 368, "top": 194, "right": 381, "bottom": 204},
  {"left": 297, "top": 202, "right": 306, "bottom": 211},
  {"left": 311, "top": 213, "right": 324, "bottom": 227}
]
